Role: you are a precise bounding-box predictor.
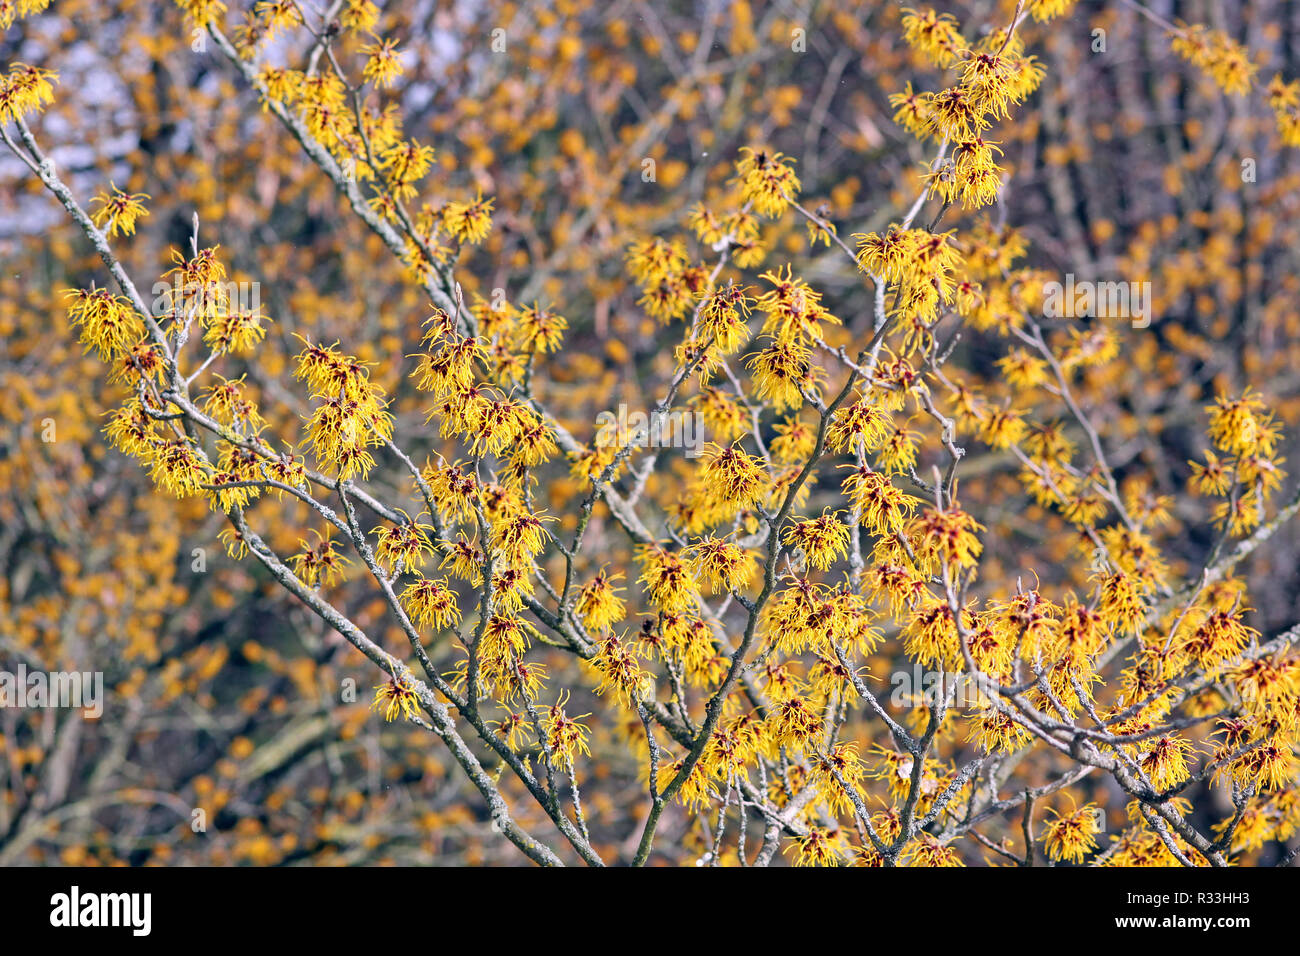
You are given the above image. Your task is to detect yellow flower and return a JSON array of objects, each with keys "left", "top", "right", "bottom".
[
  {"left": 1171, "top": 24, "right": 1257, "bottom": 96},
  {"left": 1206, "top": 389, "right": 1278, "bottom": 457},
  {"left": 876, "top": 420, "right": 921, "bottom": 477},
  {"left": 699, "top": 441, "right": 769, "bottom": 509},
  {"left": 1031, "top": 0, "right": 1078, "bottom": 22},
  {"left": 204, "top": 305, "right": 268, "bottom": 355},
  {"left": 782, "top": 510, "right": 850, "bottom": 571},
  {"left": 65, "top": 288, "right": 145, "bottom": 360},
  {"left": 421, "top": 461, "right": 477, "bottom": 527},
  {"left": 1140, "top": 735, "right": 1192, "bottom": 792},
  {"left": 0, "top": 0, "right": 51, "bottom": 29},
  {"left": 490, "top": 509, "right": 552, "bottom": 569},
  {"left": 542, "top": 694, "right": 592, "bottom": 765},
  {"left": 978, "top": 405, "right": 1026, "bottom": 450},
  {"left": 204, "top": 456, "right": 259, "bottom": 512},
  {"left": 805, "top": 211, "right": 836, "bottom": 248},
  {"left": 784, "top": 826, "right": 847, "bottom": 866},
  {"left": 842, "top": 465, "right": 919, "bottom": 535},
  {"left": 361, "top": 37, "right": 404, "bottom": 88},
  {"left": 379, "top": 139, "right": 435, "bottom": 200},
  {"left": 371, "top": 518, "right": 436, "bottom": 574},
  {"left": 372, "top": 672, "right": 421, "bottom": 722},
  {"left": 175, "top": 0, "right": 227, "bottom": 27},
  {"left": 1268, "top": 75, "right": 1300, "bottom": 146},
  {"left": 1096, "top": 570, "right": 1148, "bottom": 635},
  {"left": 969, "top": 707, "right": 1033, "bottom": 754},
  {"left": 252, "top": 0, "right": 300, "bottom": 33},
  {"left": 258, "top": 65, "right": 302, "bottom": 107},
  {"left": 637, "top": 545, "right": 699, "bottom": 614},
  {"left": 745, "top": 339, "right": 820, "bottom": 410},
  {"left": 690, "top": 387, "right": 750, "bottom": 444},
  {"left": 89, "top": 184, "right": 150, "bottom": 238},
  {"left": 290, "top": 530, "right": 352, "bottom": 588},
  {"left": 923, "top": 85, "right": 988, "bottom": 140},
  {"left": 890, "top": 82, "right": 933, "bottom": 139},
  {"left": 217, "top": 527, "right": 249, "bottom": 560},
  {"left": 1234, "top": 656, "right": 1300, "bottom": 718},
  {"left": 657, "top": 757, "right": 715, "bottom": 813},
  {"left": 514, "top": 303, "right": 568, "bottom": 354},
  {"left": 731, "top": 146, "right": 800, "bottom": 218},
  {"left": 826, "top": 394, "right": 891, "bottom": 453},
  {"left": 401, "top": 576, "right": 461, "bottom": 630},
  {"left": 626, "top": 236, "right": 689, "bottom": 286},
  {"left": 575, "top": 568, "right": 627, "bottom": 631},
  {"left": 956, "top": 50, "right": 1018, "bottom": 120},
  {"left": 413, "top": 319, "right": 488, "bottom": 396},
  {"left": 926, "top": 138, "right": 1005, "bottom": 210},
  {"left": 104, "top": 400, "right": 158, "bottom": 458},
  {"left": 697, "top": 283, "right": 754, "bottom": 354},
  {"left": 688, "top": 537, "right": 757, "bottom": 594},
  {"left": 765, "top": 694, "right": 821, "bottom": 750},
  {"left": 1043, "top": 801, "right": 1102, "bottom": 863},
  {"left": 687, "top": 204, "right": 727, "bottom": 245},
  {"left": 148, "top": 439, "right": 207, "bottom": 498},
  {"left": 341, "top": 0, "right": 379, "bottom": 33},
  {"left": 904, "top": 598, "right": 964, "bottom": 669},
  {"left": 590, "top": 634, "right": 649, "bottom": 707},
  {"left": 1233, "top": 742, "right": 1296, "bottom": 792},
  {"left": 900, "top": 7, "right": 966, "bottom": 69},
  {"left": 755, "top": 265, "right": 839, "bottom": 344},
  {"left": 441, "top": 191, "right": 495, "bottom": 244},
  {"left": 904, "top": 834, "right": 964, "bottom": 867},
  {"left": 770, "top": 415, "right": 817, "bottom": 465}
]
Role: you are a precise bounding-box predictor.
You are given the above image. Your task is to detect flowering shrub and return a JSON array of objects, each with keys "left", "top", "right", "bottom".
[{"left": 3, "top": 0, "right": 1300, "bottom": 866}]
